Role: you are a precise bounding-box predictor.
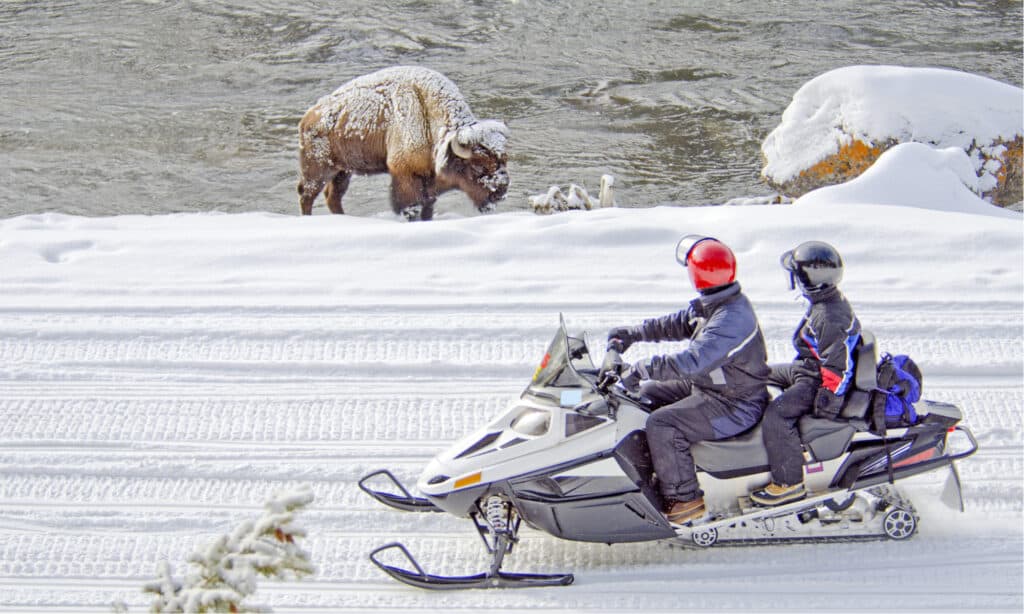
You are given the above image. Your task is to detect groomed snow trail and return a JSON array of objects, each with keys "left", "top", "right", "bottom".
[
  {"left": 0, "top": 302, "right": 1020, "bottom": 612},
  {"left": 0, "top": 208, "right": 1021, "bottom": 612}
]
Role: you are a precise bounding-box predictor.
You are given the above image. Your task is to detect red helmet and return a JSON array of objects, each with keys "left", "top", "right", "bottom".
[{"left": 675, "top": 235, "right": 737, "bottom": 291}]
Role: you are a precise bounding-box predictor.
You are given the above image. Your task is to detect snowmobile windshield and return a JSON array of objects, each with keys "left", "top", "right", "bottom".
[{"left": 526, "top": 320, "right": 595, "bottom": 399}]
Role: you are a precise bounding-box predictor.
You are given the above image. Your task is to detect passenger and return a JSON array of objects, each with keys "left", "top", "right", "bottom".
[
  {"left": 750, "top": 241, "right": 861, "bottom": 507},
  {"left": 607, "top": 235, "right": 770, "bottom": 525}
]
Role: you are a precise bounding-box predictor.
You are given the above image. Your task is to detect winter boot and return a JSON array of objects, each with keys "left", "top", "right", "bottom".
[
  {"left": 750, "top": 482, "right": 806, "bottom": 507},
  {"left": 665, "top": 497, "right": 706, "bottom": 525}
]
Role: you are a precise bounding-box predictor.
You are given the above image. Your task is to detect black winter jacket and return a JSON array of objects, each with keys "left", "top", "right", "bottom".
[
  {"left": 788, "top": 285, "right": 862, "bottom": 395},
  {"left": 635, "top": 282, "right": 770, "bottom": 419}
]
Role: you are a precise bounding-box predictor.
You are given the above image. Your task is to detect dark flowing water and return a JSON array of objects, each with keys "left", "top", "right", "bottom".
[{"left": 1, "top": 0, "right": 1020, "bottom": 218}]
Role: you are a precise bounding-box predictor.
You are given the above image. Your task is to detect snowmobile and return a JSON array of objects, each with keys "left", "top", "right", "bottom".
[{"left": 359, "top": 315, "right": 978, "bottom": 590}]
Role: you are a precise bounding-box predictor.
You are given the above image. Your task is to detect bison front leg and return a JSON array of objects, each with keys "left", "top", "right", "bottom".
[
  {"left": 324, "top": 172, "right": 352, "bottom": 214},
  {"left": 390, "top": 174, "right": 436, "bottom": 221},
  {"left": 298, "top": 177, "right": 325, "bottom": 216}
]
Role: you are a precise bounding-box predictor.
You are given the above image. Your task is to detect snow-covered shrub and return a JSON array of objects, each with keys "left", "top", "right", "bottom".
[{"left": 140, "top": 487, "right": 315, "bottom": 613}]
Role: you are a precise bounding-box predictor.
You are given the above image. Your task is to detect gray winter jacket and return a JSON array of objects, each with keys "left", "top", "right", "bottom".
[{"left": 635, "top": 282, "right": 770, "bottom": 418}]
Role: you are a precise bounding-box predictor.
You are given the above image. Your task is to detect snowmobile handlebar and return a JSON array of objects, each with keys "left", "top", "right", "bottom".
[{"left": 592, "top": 348, "right": 654, "bottom": 411}]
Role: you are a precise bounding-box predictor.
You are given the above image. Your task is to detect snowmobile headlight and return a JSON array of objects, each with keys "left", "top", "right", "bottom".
[{"left": 510, "top": 408, "right": 550, "bottom": 437}]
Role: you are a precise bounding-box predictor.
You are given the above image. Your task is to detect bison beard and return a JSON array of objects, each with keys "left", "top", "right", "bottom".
[{"left": 296, "top": 66, "right": 509, "bottom": 220}]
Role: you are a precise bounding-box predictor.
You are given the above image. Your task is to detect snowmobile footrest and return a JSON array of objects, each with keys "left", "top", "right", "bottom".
[
  {"left": 369, "top": 542, "right": 574, "bottom": 590},
  {"left": 358, "top": 469, "right": 443, "bottom": 513}
]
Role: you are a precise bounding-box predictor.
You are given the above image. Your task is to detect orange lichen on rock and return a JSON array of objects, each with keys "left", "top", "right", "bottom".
[
  {"left": 992, "top": 136, "right": 1022, "bottom": 207},
  {"left": 765, "top": 138, "right": 891, "bottom": 198},
  {"left": 805, "top": 139, "right": 884, "bottom": 179}
]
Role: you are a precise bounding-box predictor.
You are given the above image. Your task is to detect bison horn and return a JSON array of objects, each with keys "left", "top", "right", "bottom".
[{"left": 451, "top": 131, "right": 474, "bottom": 159}]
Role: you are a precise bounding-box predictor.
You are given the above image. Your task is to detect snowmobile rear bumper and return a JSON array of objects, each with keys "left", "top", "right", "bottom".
[
  {"left": 850, "top": 424, "right": 978, "bottom": 491},
  {"left": 369, "top": 542, "right": 574, "bottom": 590}
]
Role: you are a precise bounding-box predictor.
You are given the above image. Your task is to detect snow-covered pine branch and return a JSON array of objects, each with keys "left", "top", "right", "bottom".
[{"left": 140, "top": 487, "right": 315, "bottom": 613}]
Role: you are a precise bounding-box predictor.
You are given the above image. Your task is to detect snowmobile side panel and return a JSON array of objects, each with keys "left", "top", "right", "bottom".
[
  {"left": 509, "top": 446, "right": 675, "bottom": 543},
  {"left": 612, "top": 429, "right": 665, "bottom": 508},
  {"left": 514, "top": 489, "right": 675, "bottom": 542},
  {"left": 838, "top": 424, "right": 977, "bottom": 490}
]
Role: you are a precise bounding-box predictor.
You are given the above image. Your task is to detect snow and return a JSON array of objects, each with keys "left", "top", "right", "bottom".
[
  {"left": 4, "top": 54, "right": 1024, "bottom": 610},
  {"left": 762, "top": 65, "right": 1024, "bottom": 187},
  {"left": 794, "top": 142, "right": 1021, "bottom": 218},
  {"left": 1, "top": 136, "right": 1021, "bottom": 611}
]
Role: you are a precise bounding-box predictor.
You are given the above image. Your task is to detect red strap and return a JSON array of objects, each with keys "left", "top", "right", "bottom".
[{"left": 820, "top": 367, "right": 842, "bottom": 393}]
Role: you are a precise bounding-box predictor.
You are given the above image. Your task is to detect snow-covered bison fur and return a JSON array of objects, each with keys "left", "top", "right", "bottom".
[{"left": 297, "top": 66, "right": 510, "bottom": 220}]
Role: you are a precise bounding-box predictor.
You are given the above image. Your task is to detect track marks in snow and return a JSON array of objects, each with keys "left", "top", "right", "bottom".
[
  {"left": 1, "top": 307, "right": 1019, "bottom": 383},
  {"left": 0, "top": 303, "right": 1021, "bottom": 611},
  {"left": 1, "top": 532, "right": 1020, "bottom": 611}
]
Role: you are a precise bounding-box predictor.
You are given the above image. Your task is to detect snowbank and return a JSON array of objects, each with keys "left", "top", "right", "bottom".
[
  {"left": 795, "top": 142, "right": 1021, "bottom": 218},
  {"left": 2, "top": 198, "right": 1021, "bottom": 314},
  {"left": 1, "top": 195, "right": 1021, "bottom": 611}
]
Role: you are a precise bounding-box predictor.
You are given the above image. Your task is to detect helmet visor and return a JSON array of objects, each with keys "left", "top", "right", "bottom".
[
  {"left": 780, "top": 249, "right": 797, "bottom": 271},
  {"left": 675, "top": 234, "right": 710, "bottom": 267},
  {"left": 780, "top": 249, "right": 797, "bottom": 290}
]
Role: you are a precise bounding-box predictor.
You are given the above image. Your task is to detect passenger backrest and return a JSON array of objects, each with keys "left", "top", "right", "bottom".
[
  {"left": 838, "top": 330, "right": 876, "bottom": 421},
  {"left": 854, "top": 330, "right": 877, "bottom": 390}
]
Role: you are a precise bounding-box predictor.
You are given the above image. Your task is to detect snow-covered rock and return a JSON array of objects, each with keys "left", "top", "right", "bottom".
[
  {"left": 762, "top": 65, "right": 1023, "bottom": 208},
  {"left": 529, "top": 175, "right": 616, "bottom": 214}
]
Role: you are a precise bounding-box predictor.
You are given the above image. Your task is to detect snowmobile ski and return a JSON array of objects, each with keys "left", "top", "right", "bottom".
[{"left": 369, "top": 542, "right": 574, "bottom": 590}]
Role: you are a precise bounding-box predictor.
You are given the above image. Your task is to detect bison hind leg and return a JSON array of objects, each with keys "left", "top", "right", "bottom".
[{"left": 324, "top": 172, "right": 352, "bottom": 215}]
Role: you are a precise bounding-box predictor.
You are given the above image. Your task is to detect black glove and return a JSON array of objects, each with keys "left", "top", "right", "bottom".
[
  {"left": 619, "top": 361, "right": 649, "bottom": 392},
  {"left": 813, "top": 388, "right": 843, "bottom": 420},
  {"left": 596, "top": 369, "right": 619, "bottom": 391},
  {"left": 607, "top": 326, "right": 640, "bottom": 353}
]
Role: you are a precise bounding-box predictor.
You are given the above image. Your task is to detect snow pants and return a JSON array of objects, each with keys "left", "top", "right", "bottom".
[
  {"left": 642, "top": 379, "right": 760, "bottom": 503},
  {"left": 761, "top": 365, "right": 819, "bottom": 486}
]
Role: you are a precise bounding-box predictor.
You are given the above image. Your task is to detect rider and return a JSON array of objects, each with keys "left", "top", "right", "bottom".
[
  {"left": 607, "top": 235, "right": 770, "bottom": 525},
  {"left": 750, "top": 241, "right": 862, "bottom": 507}
]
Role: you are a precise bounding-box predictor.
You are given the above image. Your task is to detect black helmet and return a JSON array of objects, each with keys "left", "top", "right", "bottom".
[{"left": 781, "top": 241, "right": 843, "bottom": 292}]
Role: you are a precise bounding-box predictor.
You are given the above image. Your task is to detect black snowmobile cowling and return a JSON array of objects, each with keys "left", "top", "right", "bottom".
[{"left": 359, "top": 315, "right": 978, "bottom": 590}]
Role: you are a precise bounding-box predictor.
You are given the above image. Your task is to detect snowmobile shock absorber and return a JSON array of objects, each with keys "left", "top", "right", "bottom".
[{"left": 484, "top": 495, "right": 508, "bottom": 532}]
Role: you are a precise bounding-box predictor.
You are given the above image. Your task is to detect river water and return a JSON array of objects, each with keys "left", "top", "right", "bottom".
[{"left": 1, "top": 1, "right": 1020, "bottom": 218}]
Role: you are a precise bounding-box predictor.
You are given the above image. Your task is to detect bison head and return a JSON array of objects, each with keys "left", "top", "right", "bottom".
[{"left": 436, "top": 120, "right": 510, "bottom": 212}]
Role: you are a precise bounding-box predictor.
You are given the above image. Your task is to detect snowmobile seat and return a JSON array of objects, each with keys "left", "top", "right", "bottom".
[
  {"left": 695, "top": 332, "right": 878, "bottom": 472},
  {"left": 691, "top": 423, "right": 770, "bottom": 477},
  {"left": 798, "top": 419, "right": 856, "bottom": 461}
]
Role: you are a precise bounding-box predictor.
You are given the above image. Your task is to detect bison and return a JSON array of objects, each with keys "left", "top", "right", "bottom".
[{"left": 297, "top": 66, "right": 510, "bottom": 220}]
